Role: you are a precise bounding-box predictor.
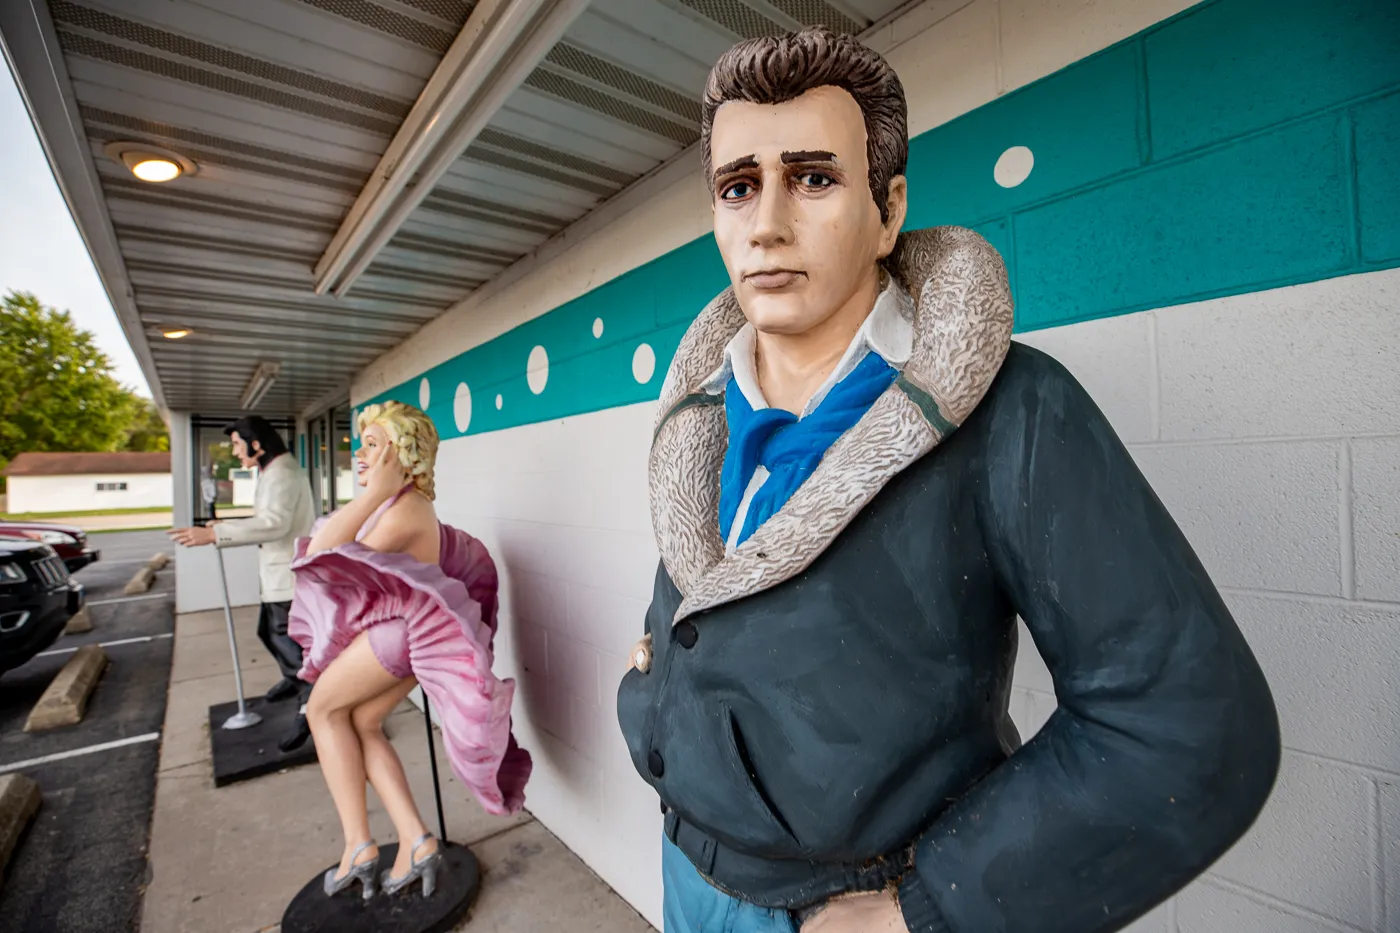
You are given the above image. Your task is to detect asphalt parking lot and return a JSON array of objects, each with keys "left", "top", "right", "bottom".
[{"left": 0, "top": 530, "right": 174, "bottom": 933}]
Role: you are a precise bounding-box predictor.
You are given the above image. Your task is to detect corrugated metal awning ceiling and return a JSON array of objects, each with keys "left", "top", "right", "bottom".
[{"left": 4, "top": 0, "right": 914, "bottom": 415}]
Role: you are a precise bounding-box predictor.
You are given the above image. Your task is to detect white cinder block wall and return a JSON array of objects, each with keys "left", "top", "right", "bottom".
[
  {"left": 352, "top": 1, "right": 1399, "bottom": 930},
  {"left": 1015, "top": 270, "right": 1400, "bottom": 933}
]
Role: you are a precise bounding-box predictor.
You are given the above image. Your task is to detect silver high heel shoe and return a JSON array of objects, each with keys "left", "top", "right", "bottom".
[
  {"left": 323, "top": 840, "right": 379, "bottom": 900},
  {"left": 380, "top": 832, "right": 444, "bottom": 898}
]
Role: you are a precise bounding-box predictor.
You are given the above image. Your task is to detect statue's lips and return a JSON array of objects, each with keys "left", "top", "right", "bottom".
[{"left": 744, "top": 270, "right": 804, "bottom": 289}]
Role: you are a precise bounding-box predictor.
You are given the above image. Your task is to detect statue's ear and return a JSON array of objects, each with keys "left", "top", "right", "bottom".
[{"left": 878, "top": 175, "right": 909, "bottom": 259}]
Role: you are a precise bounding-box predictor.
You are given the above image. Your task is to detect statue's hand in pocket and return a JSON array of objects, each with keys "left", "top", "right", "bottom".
[{"left": 799, "top": 890, "right": 908, "bottom": 933}]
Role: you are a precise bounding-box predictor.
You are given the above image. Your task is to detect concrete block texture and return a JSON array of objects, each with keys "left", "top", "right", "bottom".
[
  {"left": 1209, "top": 753, "right": 1375, "bottom": 930},
  {"left": 895, "top": 0, "right": 1000, "bottom": 139},
  {"left": 1352, "top": 436, "right": 1400, "bottom": 602},
  {"left": 1227, "top": 592, "right": 1400, "bottom": 775},
  {"left": 1155, "top": 269, "right": 1400, "bottom": 441},
  {"left": 0, "top": 773, "right": 41, "bottom": 882},
  {"left": 1178, "top": 880, "right": 1346, "bottom": 933},
  {"left": 1131, "top": 440, "right": 1343, "bottom": 596},
  {"left": 997, "top": 0, "right": 1199, "bottom": 92},
  {"left": 24, "top": 644, "right": 108, "bottom": 732},
  {"left": 1382, "top": 778, "right": 1399, "bottom": 932}
]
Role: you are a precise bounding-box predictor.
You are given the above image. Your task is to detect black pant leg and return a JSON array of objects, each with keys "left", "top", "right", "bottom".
[{"left": 259, "top": 600, "right": 304, "bottom": 681}]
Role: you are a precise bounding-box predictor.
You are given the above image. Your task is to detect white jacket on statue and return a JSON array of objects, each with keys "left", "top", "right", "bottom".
[{"left": 214, "top": 453, "right": 315, "bottom": 603}]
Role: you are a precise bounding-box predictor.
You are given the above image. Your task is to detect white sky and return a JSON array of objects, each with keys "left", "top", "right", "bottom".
[{"left": 1, "top": 61, "right": 151, "bottom": 397}]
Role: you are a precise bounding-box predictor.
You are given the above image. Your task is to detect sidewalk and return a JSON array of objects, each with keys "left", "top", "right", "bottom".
[{"left": 141, "top": 605, "right": 655, "bottom": 933}]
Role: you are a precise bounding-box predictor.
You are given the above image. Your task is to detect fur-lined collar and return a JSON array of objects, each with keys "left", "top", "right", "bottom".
[{"left": 648, "top": 226, "right": 1014, "bottom": 624}]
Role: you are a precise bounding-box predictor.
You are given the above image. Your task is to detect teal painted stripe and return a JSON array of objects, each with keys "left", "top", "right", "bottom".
[
  {"left": 1013, "top": 113, "right": 1353, "bottom": 327},
  {"left": 1144, "top": 0, "right": 1400, "bottom": 159},
  {"left": 895, "top": 377, "right": 956, "bottom": 438},
  {"left": 1356, "top": 91, "right": 1400, "bottom": 264},
  {"left": 359, "top": 0, "right": 1400, "bottom": 441}
]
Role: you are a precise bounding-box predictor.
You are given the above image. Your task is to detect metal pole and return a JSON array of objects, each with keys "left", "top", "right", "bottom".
[
  {"left": 217, "top": 547, "right": 261, "bottom": 730},
  {"left": 422, "top": 691, "right": 448, "bottom": 843}
]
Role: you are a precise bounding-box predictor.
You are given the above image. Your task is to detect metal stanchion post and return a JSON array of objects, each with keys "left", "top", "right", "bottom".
[
  {"left": 217, "top": 547, "right": 261, "bottom": 730},
  {"left": 421, "top": 690, "right": 448, "bottom": 843}
]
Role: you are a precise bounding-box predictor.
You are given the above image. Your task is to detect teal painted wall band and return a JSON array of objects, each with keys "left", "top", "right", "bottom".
[{"left": 358, "top": 0, "right": 1400, "bottom": 441}]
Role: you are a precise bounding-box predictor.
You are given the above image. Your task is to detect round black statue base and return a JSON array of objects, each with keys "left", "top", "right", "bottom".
[{"left": 281, "top": 842, "right": 480, "bottom": 933}]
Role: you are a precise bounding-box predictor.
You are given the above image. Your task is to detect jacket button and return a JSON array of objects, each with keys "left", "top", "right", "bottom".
[
  {"left": 647, "top": 750, "right": 665, "bottom": 778},
  {"left": 675, "top": 621, "right": 698, "bottom": 649}
]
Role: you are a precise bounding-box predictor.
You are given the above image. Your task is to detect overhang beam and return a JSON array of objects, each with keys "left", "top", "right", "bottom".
[{"left": 312, "top": 0, "right": 590, "bottom": 299}]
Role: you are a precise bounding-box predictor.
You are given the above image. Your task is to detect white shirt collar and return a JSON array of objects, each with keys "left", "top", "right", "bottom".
[{"left": 700, "top": 273, "right": 914, "bottom": 420}]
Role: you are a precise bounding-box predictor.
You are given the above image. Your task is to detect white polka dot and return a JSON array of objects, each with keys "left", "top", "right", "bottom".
[
  {"left": 453, "top": 383, "right": 472, "bottom": 433},
  {"left": 527, "top": 345, "right": 549, "bottom": 395},
  {"left": 592, "top": 318, "right": 604, "bottom": 339},
  {"left": 632, "top": 343, "right": 656, "bottom": 384},
  {"left": 419, "top": 377, "right": 431, "bottom": 409},
  {"left": 993, "top": 146, "right": 1034, "bottom": 188},
  {"left": 495, "top": 394, "right": 503, "bottom": 410}
]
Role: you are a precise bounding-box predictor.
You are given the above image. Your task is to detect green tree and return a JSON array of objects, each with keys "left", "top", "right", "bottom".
[
  {"left": 0, "top": 291, "right": 156, "bottom": 468},
  {"left": 123, "top": 395, "right": 170, "bottom": 452}
]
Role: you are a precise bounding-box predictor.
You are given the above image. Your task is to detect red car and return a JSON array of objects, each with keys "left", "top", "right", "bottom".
[{"left": 0, "top": 521, "right": 101, "bottom": 573}]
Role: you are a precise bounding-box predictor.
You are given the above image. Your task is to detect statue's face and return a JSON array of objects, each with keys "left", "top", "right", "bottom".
[
  {"left": 229, "top": 431, "right": 260, "bottom": 469},
  {"left": 709, "top": 85, "right": 904, "bottom": 337},
  {"left": 355, "top": 423, "right": 390, "bottom": 486}
]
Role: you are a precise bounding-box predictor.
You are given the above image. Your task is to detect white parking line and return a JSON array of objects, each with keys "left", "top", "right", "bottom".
[
  {"left": 35, "top": 633, "right": 174, "bottom": 658},
  {"left": 0, "top": 732, "right": 161, "bottom": 775},
  {"left": 87, "top": 593, "right": 171, "bottom": 607}
]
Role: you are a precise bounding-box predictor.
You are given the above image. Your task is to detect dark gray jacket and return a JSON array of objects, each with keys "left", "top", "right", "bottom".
[{"left": 617, "top": 228, "right": 1279, "bottom": 933}]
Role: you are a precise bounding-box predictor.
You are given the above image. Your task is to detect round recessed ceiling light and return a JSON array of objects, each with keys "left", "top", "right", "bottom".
[
  {"left": 161, "top": 328, "right": 191, "bottom": 339},
  {"left": 131, "top": 157, "right": 181, "bottom": 182},
  {"left": 103, "top": 141, "right": 197, "bottom": 184}
]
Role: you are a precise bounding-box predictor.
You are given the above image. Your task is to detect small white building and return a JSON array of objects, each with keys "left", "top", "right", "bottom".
[
  {"left": 229, "top": 467, "right": 258, "bottom": 507},
  {"left": 4, "top": 452, "right": 172, "bottom": 514}
]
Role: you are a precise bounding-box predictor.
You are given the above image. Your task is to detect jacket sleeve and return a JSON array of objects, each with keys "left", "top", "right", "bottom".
[
  {"left": 896, "top": 348, "right": 1281, "bottom": 933},
  {"left": 214, "top": 468, "right": 298, "bottom": 548}
]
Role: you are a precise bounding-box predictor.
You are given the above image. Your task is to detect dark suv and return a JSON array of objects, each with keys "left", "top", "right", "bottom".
[{"left": 0, "top": 537, "right": 85, "bottom": 676}]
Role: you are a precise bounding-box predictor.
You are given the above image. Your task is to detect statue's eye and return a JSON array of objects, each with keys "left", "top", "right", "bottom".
[
  {"left": 720, "top": 180, "right": 755, "bottom": 201},
  {"left": 798, "top": 172, "right": 834, "bottom": 189}
]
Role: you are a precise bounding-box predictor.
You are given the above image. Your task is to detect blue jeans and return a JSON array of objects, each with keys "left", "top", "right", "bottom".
[{"left": 662, "top": 834, "right": 799, "bottom": 933}]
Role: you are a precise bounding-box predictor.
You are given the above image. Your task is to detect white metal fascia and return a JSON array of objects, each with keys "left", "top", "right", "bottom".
[
  {"left": 313, "top": 0, "right": 591, "bottom": 298},
  {"left": 0, "top": 0, "right": 168, "bottom": 412}
]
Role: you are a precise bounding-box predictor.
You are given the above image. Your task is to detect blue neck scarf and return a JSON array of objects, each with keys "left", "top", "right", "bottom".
[{"left": 719, "top": 350, "right": 898, "bottom": 549}]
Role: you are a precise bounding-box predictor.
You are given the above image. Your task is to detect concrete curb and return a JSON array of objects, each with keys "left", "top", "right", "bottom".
[
  {"left": 123, "top": 565, "right": 155, "bottom": 595},
  {"left": 24, "top": 645, "right": 109, "bottom": 732},
  {"left": 62, "top": 605, "right": 93, "bottom": 635},
  {"left": 147, "top": 553, "right": 170, "bottom": 571},
  {"left": 0, "top": 773, "right": 41, "bottom": 882}
]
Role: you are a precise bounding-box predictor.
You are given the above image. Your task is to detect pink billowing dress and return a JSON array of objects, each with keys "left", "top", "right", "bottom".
[{"left": 287, "top": 487, "right": 531, "bottom": 816}]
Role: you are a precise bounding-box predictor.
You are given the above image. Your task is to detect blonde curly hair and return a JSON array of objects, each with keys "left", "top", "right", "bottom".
[{"left": 356, "top": 400, "right": 439, "bottom": 500}]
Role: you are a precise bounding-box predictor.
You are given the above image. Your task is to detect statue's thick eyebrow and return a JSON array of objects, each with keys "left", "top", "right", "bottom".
[
  {"left": 781, "top": 150, "right": 838, "bottom": 164},
  {"left": 713, "top": 155, "right": 758, "bottom": 179}
]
